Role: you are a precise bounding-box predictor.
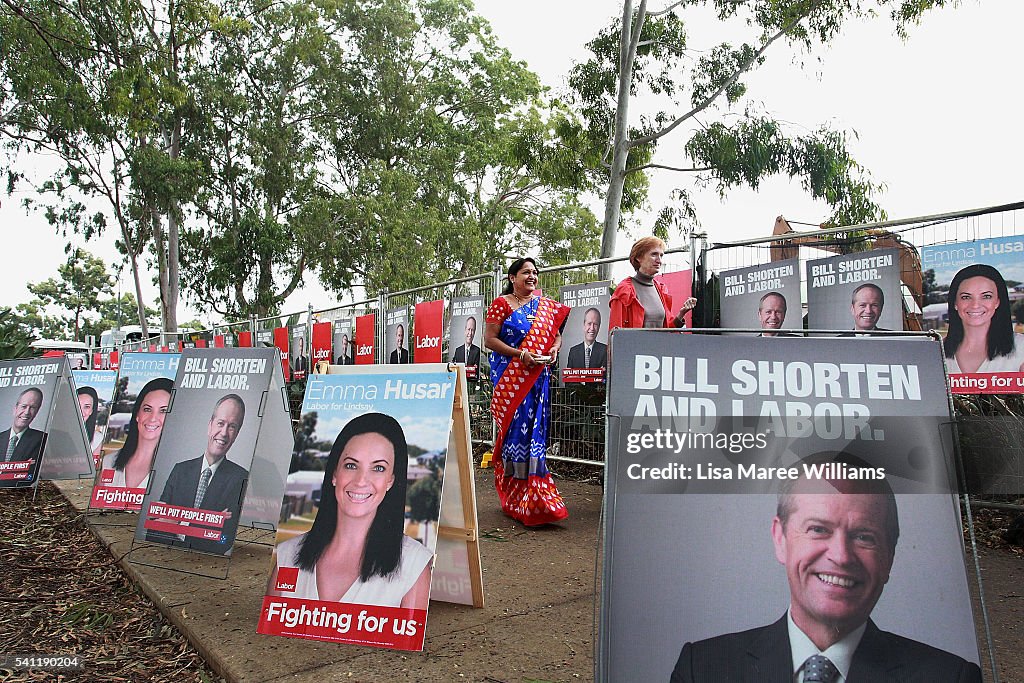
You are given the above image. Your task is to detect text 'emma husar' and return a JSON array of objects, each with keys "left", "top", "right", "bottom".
[{"left": 305, "top": 378, "right": 452, "bottom": 401}]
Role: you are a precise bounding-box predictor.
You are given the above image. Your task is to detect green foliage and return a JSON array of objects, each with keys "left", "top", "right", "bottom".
[
  {"left": 302, "top": 0, "right": 600, "bottom": 295},
  {"left": 0, "top": 307, "right": 34, "bottom": 359},
  {"left": 407, "top": 454, "right": 444, "bottom": 523},
  {"left": 569, "top": 0, "right": 959, "bottom": 250},
  {"left": 1012, "top": 300, "right": 1024, "bottom": 326},
  {"left": 16, "top": 248, "right": 113, "bottom": 342}
]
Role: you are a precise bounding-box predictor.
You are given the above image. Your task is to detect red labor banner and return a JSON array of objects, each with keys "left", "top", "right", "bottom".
[
  {"left": 274, "top": 327, "right": 290, "bottom": 378},
  {"left": 656, "top": 269, "right": 694, "bottom": 328},
  {"left": 413, "top": 300, "right": 444, "bottom": 363},
  {"left": 214, "top": 335, "right": 225, "bottom": 348},
  {"left": 311, "top": 321, "right": 333, "bottom": 369},
  {"left": 238, "top": 331, "right": 252, "bottom": 347},
  {"left": 355, "top": 314, "right": 375, "bottom": 365}
]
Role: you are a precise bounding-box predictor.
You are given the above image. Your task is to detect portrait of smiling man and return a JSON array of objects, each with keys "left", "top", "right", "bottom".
[
  {"left": 147, "top": 393, "right": 249, "bottom": 555},
  {"left": 670, "top": 453, "right": 982, "bottom": 683},
  {"left": 1, "top": 387, "right": 46, "bottom": 464},
  {"left": 839, "top": 283, "right": 890, "bottom": 336}
]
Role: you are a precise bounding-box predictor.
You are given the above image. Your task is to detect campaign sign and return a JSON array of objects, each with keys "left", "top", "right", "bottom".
[
  {"left": 258, "top": 366, "right": 455, "bottom": 650},
  {"left": 921, "top": 236, "right": 1024, "bottom": 394},
  {"left": 448, "top": 296, "right": 485, "bottom": 380},
  {"left": 238, "top": 331, "right": 253, "bottom": 348},
  {"left": 332, "top": 320, "right": 355, "bottom": 366},
  {"left": 559, "top": 281, "right": 610, "bottom": 383},
  {"left": 656, "top": 270, "right": 694, "bottom": 328},
  {"left": 291, "top": 323, "right": 309, "bottom": 380},
  {"left": 91, "top": 353, "right": 180, "bottom": 511},
  {"left": 385, "top": 307, "right": 410, "bottom": 365},
  {"left": 414, "top": 300, "right": 443, "bottom": 364},
  {"left": 135, "top": 349, "right": 271, "bottom": 556},
  {"left": 311, "top": 321, "right": 334, "bottom": 370},
  {"left": 274, "top": 326, "right": 290, "bottom": 380},
  {"left": 598, "top": 331, "right": 981, "bottom": 682},
  {"left": 72, "top": 370, "right": 118, "bottom": 467},
  {"left": 806, "top": 248, "right": 903, "bottom": 334},
  {"left": 0, "top": 358, "right": 63, "bottom": 487},
  {"left": 355, "top": 314, "right": 376, "bottom": 365},
  {"left": 719, "top": 259, "right": 802, "bottom": 335}
]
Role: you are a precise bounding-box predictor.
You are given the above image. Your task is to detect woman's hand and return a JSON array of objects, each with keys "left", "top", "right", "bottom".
[{"left": 679, "top": 297, "right": 697, "bottom": 315}]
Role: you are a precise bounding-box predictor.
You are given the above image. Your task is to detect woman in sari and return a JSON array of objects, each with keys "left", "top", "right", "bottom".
[{"left": 484, "top": 257, "right": 571, "bottom": 526}]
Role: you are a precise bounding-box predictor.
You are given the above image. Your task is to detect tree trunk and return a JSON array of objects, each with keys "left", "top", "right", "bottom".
[
  {"left": 128, "top": 251, "right": 148, "bottom": 336},
  {"left": 162, "top": 122, "right": 181, "bottom": 337},
  {"left": 600, "top": 0, "right": 645, "bottom": 281}
]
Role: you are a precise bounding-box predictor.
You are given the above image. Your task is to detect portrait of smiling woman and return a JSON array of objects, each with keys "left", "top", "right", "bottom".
[
  {"left": 268, "top": 412, "right": 433, "bottom": 610},
  {"left": 101, "top": 377, "right": 172, "bottom": 490},
  {"left": 943, "top": 264, "right": 1024, "bottom": 373}
]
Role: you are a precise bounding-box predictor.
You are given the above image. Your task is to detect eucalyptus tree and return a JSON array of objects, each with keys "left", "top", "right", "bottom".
[{"left": 569, "top": 0, "right": 958, "bottom": 276}]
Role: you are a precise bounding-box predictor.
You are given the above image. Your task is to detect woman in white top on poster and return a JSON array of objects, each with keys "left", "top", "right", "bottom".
[
  {"left": 269, "top": 412, "right": 433, "bottom": 609},
  {"left": 100, "top": 378, "right": 173, "bottom": 489},
  {"left": 943, "top": 264, "right": 1024, "bottom": 373}
]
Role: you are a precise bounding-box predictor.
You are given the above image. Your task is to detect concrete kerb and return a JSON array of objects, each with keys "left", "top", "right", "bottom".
[{"left": 54, "top": 471, "right": 605, "bottom": 683}]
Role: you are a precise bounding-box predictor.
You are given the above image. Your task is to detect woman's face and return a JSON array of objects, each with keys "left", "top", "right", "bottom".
[
  {"left": 638, "top": 247, "right": 664, "bottom": 277},
  {"left": 78, "top": 394, "right": 95, "bottom": 420},
  {"left": 955, "top": 276, "right": 1000, "bottom": 330},
  {"left": 332, "top": 432, "right": 396, "bottom": 520},
  {"left": 510, "top": 262, "right": 539, "bottom": 294},
  {"left": 136, "top": 389, "right": 171, "bottom": 443}
]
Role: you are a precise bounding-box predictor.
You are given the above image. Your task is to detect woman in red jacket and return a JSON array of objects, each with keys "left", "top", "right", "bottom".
[{"left": 609, "top": 236, "right": 696, "bottom": 330}]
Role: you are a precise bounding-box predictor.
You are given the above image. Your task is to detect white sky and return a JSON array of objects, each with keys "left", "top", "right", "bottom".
[{"left": 2, "top": 0, "right": 1021, "bottom": 326}]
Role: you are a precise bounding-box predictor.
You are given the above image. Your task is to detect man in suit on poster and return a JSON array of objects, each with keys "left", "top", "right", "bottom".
[
  {"left": 452, "top": 316, "right": 481, "bottom": 367},
  {"left": 148, "top": 394, "right": 249, "bottom": 555},
  {"left": 839, "top": 283, "right": 890, "bottom": 336},
  {"left": 336, "top": 334, "right": 354, "bottom": 365},
  {"left": 757, "top": 292, "right": 800, "bottom": 337},
  {"left": 670, "top": 454, "right": 982, "bottom": 683},
  {"left": 1, "top": 387, "right": 46, "bottom": 463},
  {"left": 566, "top": 308, "right": 608, "bottom": 370},
  {"left": 389, "top": 323, "right": 409, "bottom": 364},
  {"left": 291, "top": 336, "right": 309, "bottom": 375}
]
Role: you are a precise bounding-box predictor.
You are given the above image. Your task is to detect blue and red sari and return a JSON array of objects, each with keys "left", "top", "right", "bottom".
[{"left": 487, "top": 295, "right": 570, "bottom": 526}]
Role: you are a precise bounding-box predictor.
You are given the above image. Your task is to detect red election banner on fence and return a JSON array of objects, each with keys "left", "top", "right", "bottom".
[
  {"left": 414, "top": 300, "right": 443, "bottom": 363},
  {"left": 109, "top": 351, "right": 119, "bottom": 371},
  {"left": 214, "top": 335, "right": 225, "bottom": 348},
  {"left": 355, "top": 314, "right": 376, "bottom": 364},
  {"left": 195, "top": 340, "right": 207, "bottom": 348},
  {"left": 93, "top": 352, "right": 103, "bottom": 369},
  {"left": 237, "top": 331, "right": 252, "bottom": 348},
  {"left": 311, "top": 321, "right": 333, "bottom": 369},
  {"left": 656, "top": 269, "right": 694, "bottom": 327},
  {"left": 274, "top": 327, "right": 290, "bottom": 377}
]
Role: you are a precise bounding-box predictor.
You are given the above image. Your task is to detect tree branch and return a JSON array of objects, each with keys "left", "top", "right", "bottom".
[
  {"left": 647, "top": 0, "right": 687, "bottom": 17},
  {"left": 630, "top": 15, "right": 803, "bottom": 147},
  {"left": 625, "top": 163, "right": 712, "bottom": 174}
]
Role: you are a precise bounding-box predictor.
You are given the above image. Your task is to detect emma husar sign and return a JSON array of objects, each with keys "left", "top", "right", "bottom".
[
  {"left": 921, "top": 235, "right": 1024, "bottom": 394},
  {"left": 258, "top": 367, "right": 455, "bottom": 650},
  {"left": 598, "top": 331, "right": 981, "bottom": 682},
  {"left": 91, "top": 353, "right": 179, "bottom": 511}
]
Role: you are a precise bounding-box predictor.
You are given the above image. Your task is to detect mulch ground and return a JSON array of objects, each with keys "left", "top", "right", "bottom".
[{"left": 0, "top": 482, "right": 224, "bottom": 683}]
